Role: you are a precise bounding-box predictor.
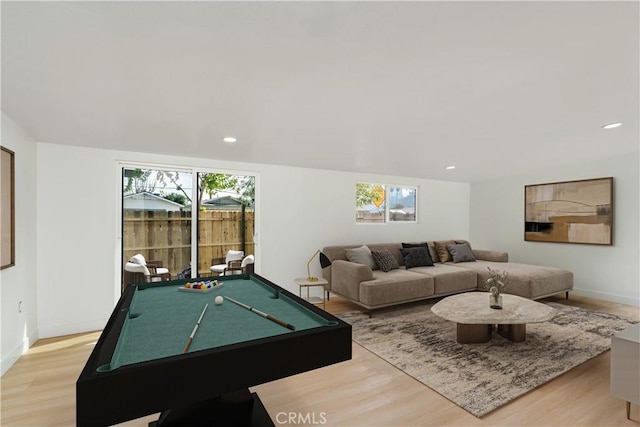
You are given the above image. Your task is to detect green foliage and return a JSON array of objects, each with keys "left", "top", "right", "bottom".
[
  {"left": 124, "top": 168, "right": 255, "bottom": 208},
  {"left": 356, "top": 183, "right": 375, "bottom": 208},
  {"left": 198, "top": 174, "right": 255, "bottom": 207},
  {"left": 124, "top": 169, "right": 157, "bottom": 194},
  {"left": 235, "top": 176, "right": 255, "bottom": 207},
  {"left": 162, "top": 193, "right": 187, "bottom": 205},
  {"left": 198, "top": 173, "right": 238, "bottom": 204}
]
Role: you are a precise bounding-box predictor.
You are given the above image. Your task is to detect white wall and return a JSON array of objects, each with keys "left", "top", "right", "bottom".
[
  {"left": 1, "top": 114, "right": 38, "bottom": 375},
  {"left": 470, "top": 153, "right": 639, "bottom": 306},
  {"left": 5, "top": 119, "right": 636, "bottom": 375},
  {"left": 35, "top": 142, "right": 470, "bottom": 338}
]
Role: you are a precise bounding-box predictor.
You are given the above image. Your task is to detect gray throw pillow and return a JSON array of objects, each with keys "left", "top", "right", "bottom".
[
  {"left": 371, "top": 249, "right": 399, "bottom": 272},
  {"left": 401, "top": 242, "right": 428, "bottom": 249},
  {"left": 345, "top": 245, "right": 377, "bottom": 269},
  {"left": 400, "top": 247, "right": 434, "bottom": 268},
  {"left": 446, "top": 243, "right": 476, "bottom": 263}
]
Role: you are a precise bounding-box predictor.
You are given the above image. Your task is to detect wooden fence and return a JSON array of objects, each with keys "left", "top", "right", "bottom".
[
  {"left": 356, "top": 211, "right": 415, "bottom": 223},
  {"left": 123, "top": 210, "right": 254, "bottom": 279}
]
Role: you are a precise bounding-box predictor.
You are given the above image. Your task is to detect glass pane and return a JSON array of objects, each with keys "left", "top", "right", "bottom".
[
  {"left": 388, "top": 186, "right": 417, "bottom": 222},
  {"left": 356, "top": 183, "right": 386, "bottom": 224},
  {"left": 197, "top": 173, "right": 256, "bottom": 277},
  {"left": 122, "top": 168, "right": 192, "bottom": 290}
]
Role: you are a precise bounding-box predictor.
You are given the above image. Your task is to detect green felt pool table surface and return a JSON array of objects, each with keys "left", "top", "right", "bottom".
[{"left": 101, "top": 275, "right": 336, "bottom": 371}]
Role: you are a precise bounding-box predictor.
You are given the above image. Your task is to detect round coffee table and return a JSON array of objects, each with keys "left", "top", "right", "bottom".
[{"left": 431, "top": 292, "right": 557, "bottom": 343}]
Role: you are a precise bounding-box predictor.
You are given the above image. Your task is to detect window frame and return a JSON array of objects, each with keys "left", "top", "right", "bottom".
[
  {"left": 355, "top": 182, "right": 418, "bottom": 224},
  {"left": 117, "top": 161, "right": 259, "bottom": 296}
]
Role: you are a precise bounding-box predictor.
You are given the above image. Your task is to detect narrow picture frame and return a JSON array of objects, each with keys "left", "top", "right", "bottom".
[
  {"left": 1, "top": 146, "right": 15, "bottom": 268},
  {"left": 524, "top": 177, "right": 613, "bottom": 245}
]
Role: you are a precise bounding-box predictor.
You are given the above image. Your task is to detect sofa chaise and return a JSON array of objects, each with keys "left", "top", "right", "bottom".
[{"left": 321, "top": 240, "right": 573, "bottom": 312}]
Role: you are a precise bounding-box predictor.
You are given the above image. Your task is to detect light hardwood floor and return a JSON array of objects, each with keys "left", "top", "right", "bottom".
[{"left": 1, "top": 294, "right": 638, "bottom": 426}]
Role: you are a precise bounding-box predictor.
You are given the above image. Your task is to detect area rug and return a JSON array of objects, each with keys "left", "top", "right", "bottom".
[{"left": 337, "top": 301, "right": 636, "bottom": 417}]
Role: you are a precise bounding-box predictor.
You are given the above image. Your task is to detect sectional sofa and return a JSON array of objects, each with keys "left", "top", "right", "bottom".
[{"left": 321, "top": 240, "right": 573, "bottom": 312}]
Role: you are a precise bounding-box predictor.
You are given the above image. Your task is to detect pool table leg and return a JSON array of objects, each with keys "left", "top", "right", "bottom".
[{"left": 150, "top": 388, "right": 274, "bottom": 427}]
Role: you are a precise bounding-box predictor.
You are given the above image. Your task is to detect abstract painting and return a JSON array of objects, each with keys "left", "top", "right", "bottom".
[{"left": 525, "top": 177, "right": 613, "bottom": 245}]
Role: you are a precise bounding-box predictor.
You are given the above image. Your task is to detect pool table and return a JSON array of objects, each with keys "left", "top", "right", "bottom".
[{"left": 76, "top": 274, "right": 352, "bottom": 426}]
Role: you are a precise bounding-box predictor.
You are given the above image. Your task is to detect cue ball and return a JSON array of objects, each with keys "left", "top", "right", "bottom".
[{"left": 214, "top": 296, "right": 224, "bottom": 305}]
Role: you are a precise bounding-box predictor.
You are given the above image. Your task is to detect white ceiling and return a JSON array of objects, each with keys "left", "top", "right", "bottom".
[{"left": 2, "top": 1, "right": 638, "bottom": 182}]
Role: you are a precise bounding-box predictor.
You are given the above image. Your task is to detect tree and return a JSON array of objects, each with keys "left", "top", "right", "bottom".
[
  {"left": 197, "top": 174, "right": 255, "bottom": 207},
  {"left": 356, "top": 183, "right": 374, "bottom": 208},
  {"left": 198, "top": 173, "right": 238, "bottom": 205},
  {"left": 163, "top": 193, "right": 187, "bottom": 205},
  {"left": 123, "top": 168, "right": 255, "bottom": 207},
  {"left": 356, "top": 183, "right": 385, "bottom": 208},
  {"left": 123, "top": 169, "right": 160, "bottom": 194},
  {"left": 235, "top": 176, "right": 255, "bottom": 207}
]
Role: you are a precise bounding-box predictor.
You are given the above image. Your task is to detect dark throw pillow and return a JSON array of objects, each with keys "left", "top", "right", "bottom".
[
  {"left": 446, "top": 242, "right": 477, "bottom": 263},
  {"left": 371, "top": 249, "right": 399, "bottom": 272},
  {"left": 401, "top": 242, "right": 428, "bottom": 249},
  {"left": 400, "top": 247, "right": 434, "bottom": 268}
]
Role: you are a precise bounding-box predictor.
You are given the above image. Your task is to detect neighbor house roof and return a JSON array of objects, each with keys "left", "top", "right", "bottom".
[{"left": 123, "top": 191, "right": 184, "bottom": 211}]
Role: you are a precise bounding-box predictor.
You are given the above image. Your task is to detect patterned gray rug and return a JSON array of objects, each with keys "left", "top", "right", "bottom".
[{"left": 338, "top": 300, "right": 636, "bottom": 417}]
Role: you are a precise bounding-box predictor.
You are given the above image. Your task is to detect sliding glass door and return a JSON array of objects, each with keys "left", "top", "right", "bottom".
[
  {"left": 121, "top": 168, "right": 192, "bottom": 289},
  {"left": 196, "top": 173, "right": 255, "bottom": 276},
  {"left": 121, "top": 165, "right": 256, "bottom": 289}
]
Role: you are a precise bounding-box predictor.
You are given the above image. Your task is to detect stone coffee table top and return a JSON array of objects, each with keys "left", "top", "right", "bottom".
[{"left": 431, "top": 292, "right": 557, "bottom": 325}]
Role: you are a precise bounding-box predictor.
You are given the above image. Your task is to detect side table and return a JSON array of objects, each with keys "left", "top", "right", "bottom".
[
  {"left": 294, "top": 277, "right": 329, "bottom": 310},
  {"left": 611, "top": 323, "right": 640, "bottom": 420}
]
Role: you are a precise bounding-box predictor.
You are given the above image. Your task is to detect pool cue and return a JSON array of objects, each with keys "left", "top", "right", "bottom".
[
  {"left": 182, "top": 303, "right": 209, "bottom": 353},
  {"left": 225, "top": 296, "right": 295, "bottom": 331}
]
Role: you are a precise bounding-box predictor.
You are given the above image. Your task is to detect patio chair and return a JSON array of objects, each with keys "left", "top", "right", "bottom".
[
  {"left": 210, "top": 250, "right": 244, "bottom": 276},
  {"left": 223, "top": 254, "right": 255, "bottom": 275},
  {"left": 124, "top": 254, "right": 171, "bottom": 283}
]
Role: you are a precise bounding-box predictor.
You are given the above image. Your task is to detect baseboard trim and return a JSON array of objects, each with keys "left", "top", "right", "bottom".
[
  {"left": 38, "top": 318, "right": 108, "bottom": 339},
  {"left": 1, "top": 344, "right": 21, "bottom": 376},
  {"left": 572, "top": 288, "right": 639, "bottom": 307}
]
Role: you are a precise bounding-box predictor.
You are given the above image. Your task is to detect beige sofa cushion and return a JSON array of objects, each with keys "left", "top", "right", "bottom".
[
  {"left": 472, "top": 249, "right": 509, "bottom": 262},
  {"left": 410, "top": 264, "right": 478, "bottom": 295},
  {"left": 359, "top": 269, "right": 434, "bottom": 307},
  {"left": 451, "top": 260, "right": 573, "bottom": 299}
]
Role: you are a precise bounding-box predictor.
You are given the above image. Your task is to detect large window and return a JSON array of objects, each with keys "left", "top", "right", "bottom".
[
  {"left": 121, "top": 165, "right": 256, "bottom": 289},
  {"left": 355, "top": 183, "right": 417, "bottom": 224}
]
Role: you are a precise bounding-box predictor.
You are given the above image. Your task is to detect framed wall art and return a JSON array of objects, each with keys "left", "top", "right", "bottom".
[
  {"left": 524, "top": 177, "right": 613, "bottom": 245},
  {"left": 1, "top": 146, "right": 15, "bottom": 268}
]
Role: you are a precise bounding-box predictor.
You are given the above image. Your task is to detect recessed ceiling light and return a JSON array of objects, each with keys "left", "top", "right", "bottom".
[
  {"left": 602, "top": 122, "right": 623, "bottom": 130},
  {"left": 445, "top": 166, "right": 456, "bottom": 170},
  {"left": 223, "top": 137, "right": 237, "bottom": 143}
]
